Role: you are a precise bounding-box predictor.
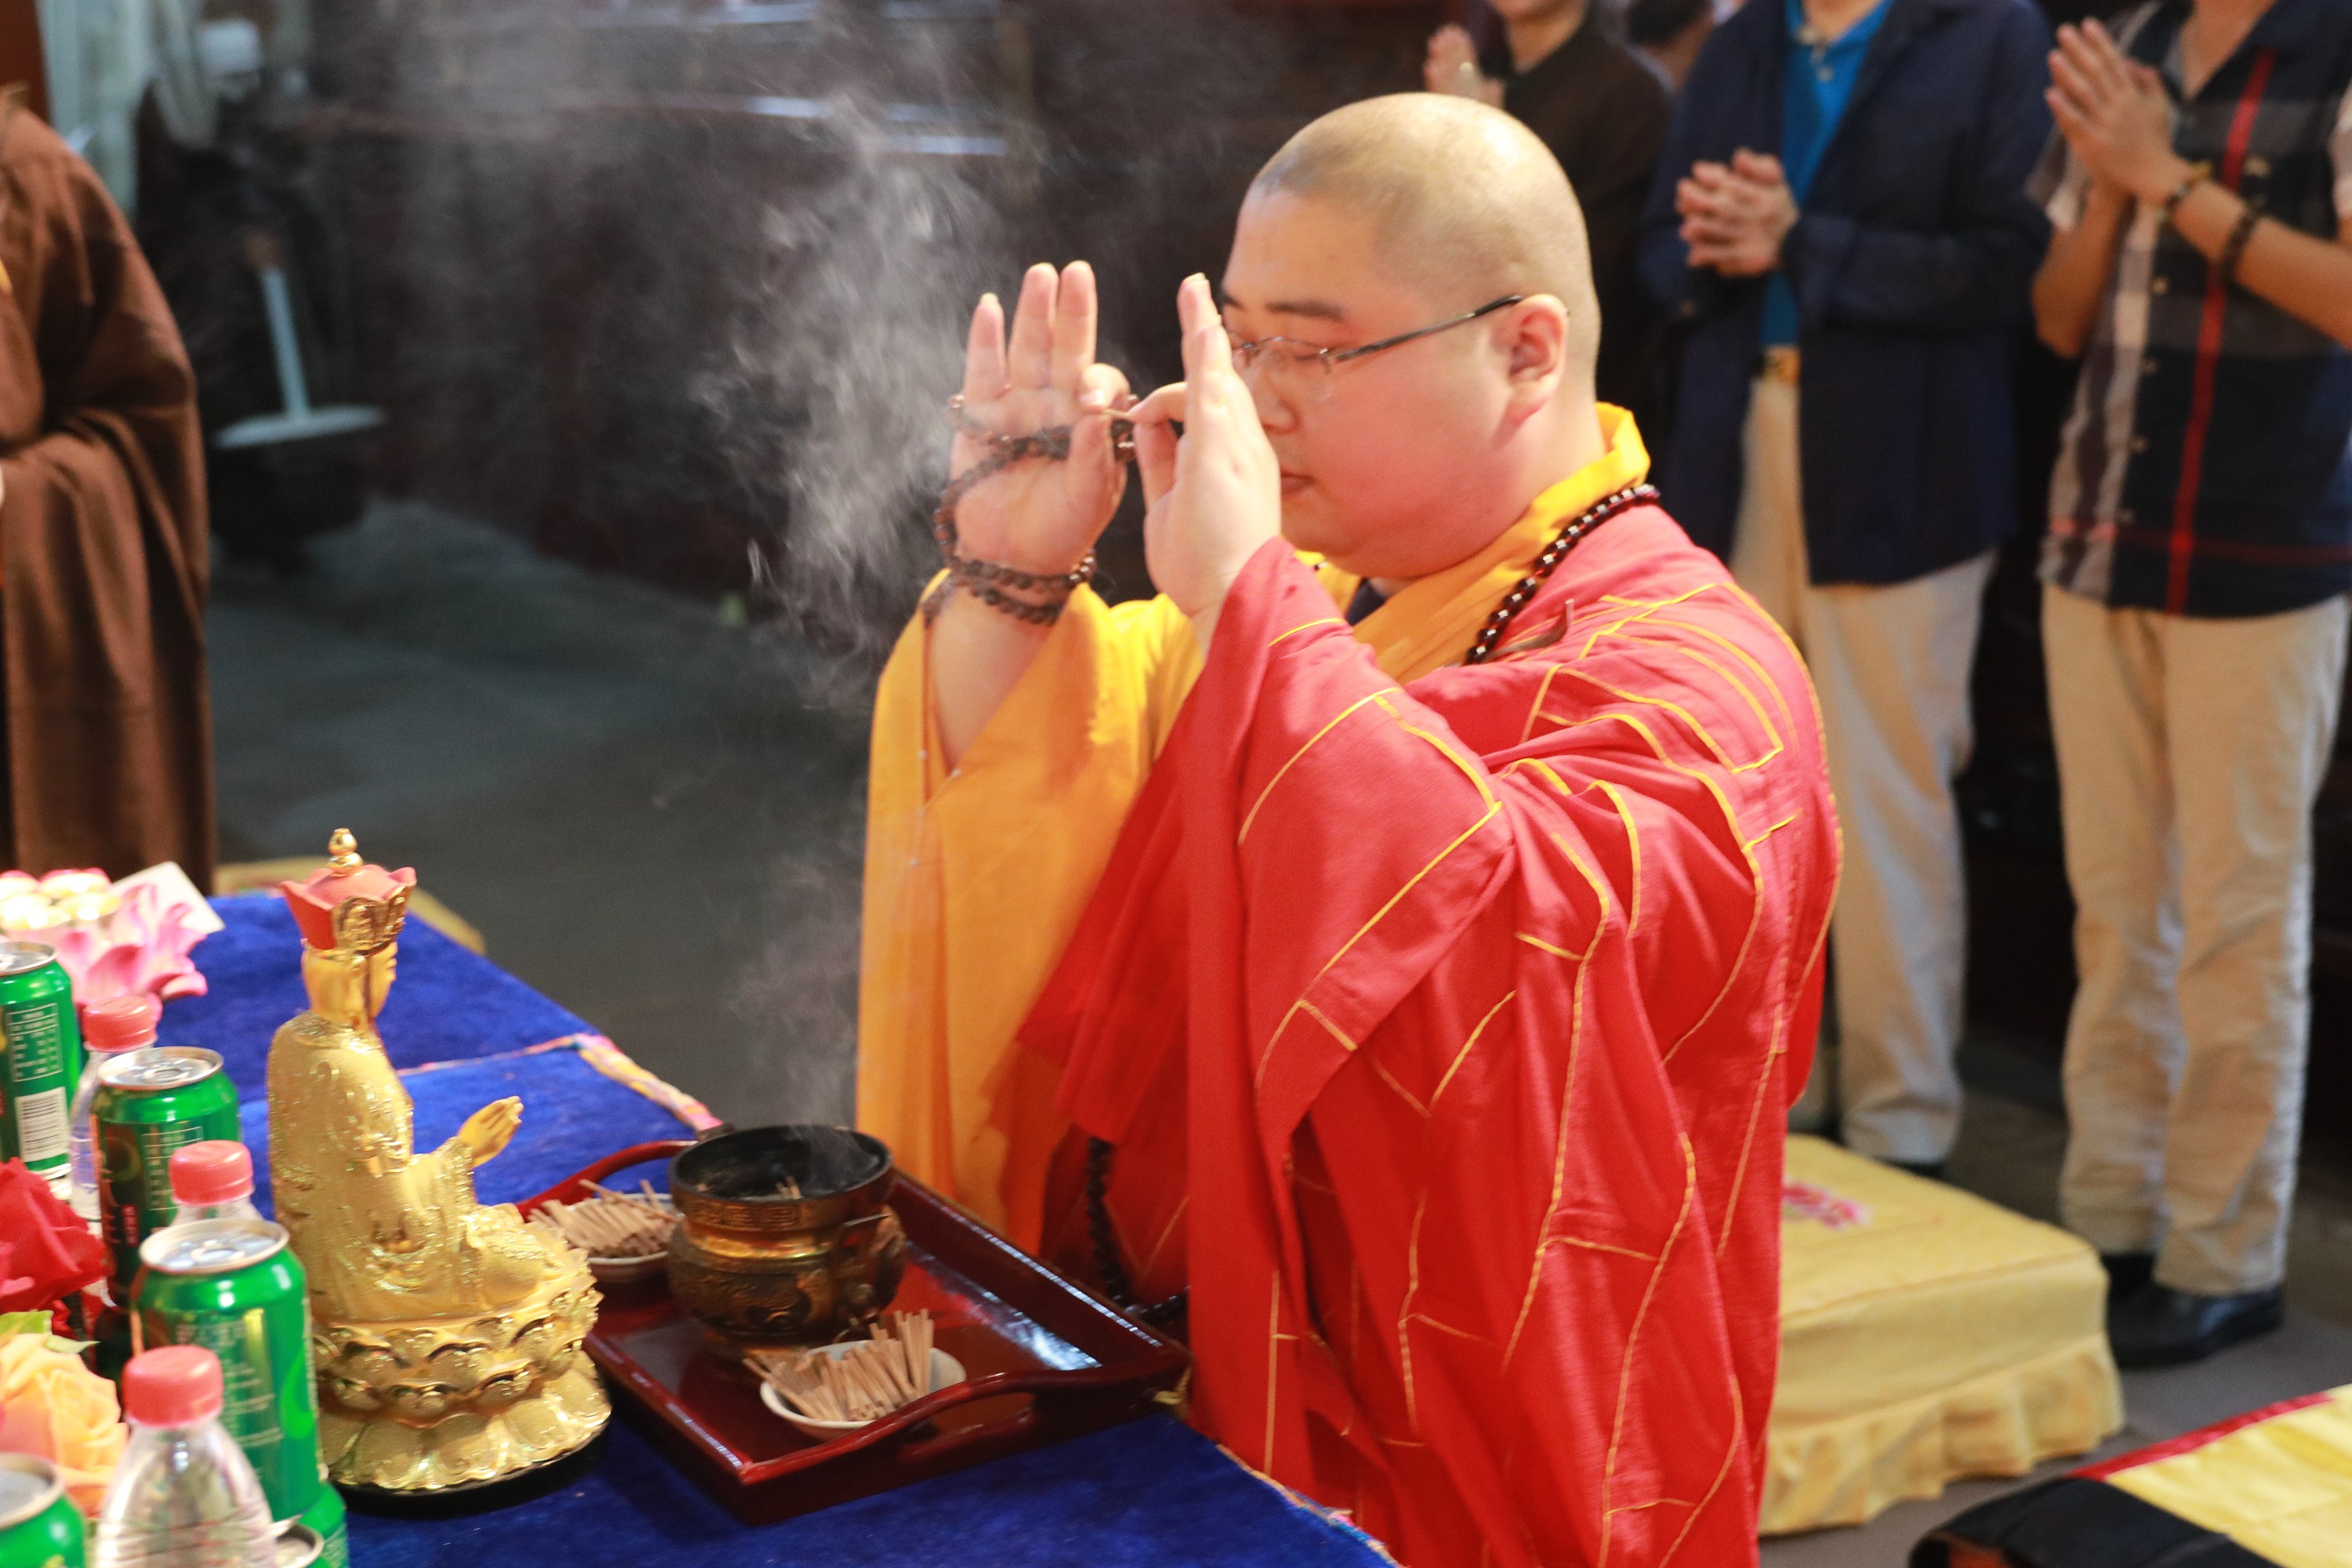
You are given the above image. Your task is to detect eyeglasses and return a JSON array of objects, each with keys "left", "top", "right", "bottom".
[{"left": 1227, "top": 295, "right": 1526, "bottom": 401}]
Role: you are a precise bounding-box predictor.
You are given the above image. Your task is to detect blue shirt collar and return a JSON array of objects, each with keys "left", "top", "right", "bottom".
[{"left": 1784, "top": 0, "right": 1895, "bottom": 59}]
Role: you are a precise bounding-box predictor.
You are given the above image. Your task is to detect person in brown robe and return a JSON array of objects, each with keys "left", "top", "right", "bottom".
[{"left": 0, "top": 90, "right": 213, "bottom": 887}]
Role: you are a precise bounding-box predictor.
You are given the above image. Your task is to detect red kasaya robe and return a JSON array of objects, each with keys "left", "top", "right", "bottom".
[{"left": 1024, "top": 507, "right": 1838, "bottom": 1566}]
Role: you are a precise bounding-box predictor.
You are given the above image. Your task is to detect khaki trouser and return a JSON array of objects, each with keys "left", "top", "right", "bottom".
[
  {"left": 2044, "top": 585, "right": 2349, "bottom": 1294},
  {"left": 1733, "top": 375, "right": 1994, "bottom": 1163}
]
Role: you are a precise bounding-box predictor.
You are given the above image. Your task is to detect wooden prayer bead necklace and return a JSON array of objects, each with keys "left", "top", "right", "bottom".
[
  {"left": 1461, "top": 484, "right": 1657, "bottom": 665},
  {"left": 1082, "top": 484, "right": 1657, "bottom": 1329},
  {"left": 1085, "top": 1138, "right": 1187, "bottom": 1329}
]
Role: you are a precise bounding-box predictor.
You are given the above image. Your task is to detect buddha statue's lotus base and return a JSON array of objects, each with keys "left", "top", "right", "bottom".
[{"left": 312, "top": 1266, "right": 608, "bottom": 1493}]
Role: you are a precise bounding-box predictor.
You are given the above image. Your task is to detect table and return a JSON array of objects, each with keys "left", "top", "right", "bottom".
[{"left": 175, "top": 895, "right": 1392, "bottom": 1568}]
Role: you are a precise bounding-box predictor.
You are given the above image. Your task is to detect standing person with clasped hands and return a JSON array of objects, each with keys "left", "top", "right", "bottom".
[
  {"left": 1635, "top": 0, "right": 2053, "bottom": 1174},
  {"left": 2030, "top": 0, "right": 2352, "bottom": 1367}
]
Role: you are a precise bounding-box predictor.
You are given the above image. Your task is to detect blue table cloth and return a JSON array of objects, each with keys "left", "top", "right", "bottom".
[
  {"left": 162, "top": 892, "right": 590, "bottom": 1098},
  {"left": 178, "top": 896, "right": 1391, "bottom": 1568},
  {"left": 236, "top": 1044, "right": 691, "bottom": 1218}
]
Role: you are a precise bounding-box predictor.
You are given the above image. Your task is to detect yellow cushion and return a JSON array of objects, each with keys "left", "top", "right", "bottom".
[
  {"left": 1762, "top": 1136, "right": 2124, "bottom": 1534},
  {"left": 2107, "top": 1385, "right": 2352, "bottom": 1568}
]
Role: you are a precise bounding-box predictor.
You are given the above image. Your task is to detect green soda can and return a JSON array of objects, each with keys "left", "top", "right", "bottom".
[
  {"left": 94, "top": 1047, "right": 240, "bottom": 1301},
  {"left": 0, "top": 942, "right": 82, "bottom": 1185},
  {"left": 0, "top": 1453, "right": 84, "bottom": 1568},
  {"left": 132, "top": 1218, "right": 346, "bottom": 1568},
  {"left": 273, "top": 1522, "right": 326, "bottom": 1567}
]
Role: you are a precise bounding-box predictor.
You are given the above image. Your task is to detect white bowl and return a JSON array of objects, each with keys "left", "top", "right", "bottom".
[
  {"left": 757, "top": 1344, "right": 967, "bottom": 1439},
  {"left": 587, "top": 1250, "right": 669, "bottom": 1287}
]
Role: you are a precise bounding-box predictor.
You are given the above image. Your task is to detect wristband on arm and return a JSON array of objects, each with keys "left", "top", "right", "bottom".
[
  {"left": 2217, "top": 202, "right": 2263, "bottom": 287},
  {"left": 2159, "top": 162, "right": 2211, "bottom": 225}
]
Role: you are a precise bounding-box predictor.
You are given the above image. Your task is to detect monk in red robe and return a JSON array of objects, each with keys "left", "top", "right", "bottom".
[
  {"left": 858, "top": 95, "right": 1836, "bottom": 1566},
  {"left": 0, "top": 94, "right": 212, "bottom": 884}
]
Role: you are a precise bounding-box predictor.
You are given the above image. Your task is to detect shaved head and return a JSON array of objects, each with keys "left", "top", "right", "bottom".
[
  {"left": 1218, "top": 93, "right": 1613, "bottom": 583},
  {"left": 1249, "top": 94, "right": 1600, "bottom": 376}
]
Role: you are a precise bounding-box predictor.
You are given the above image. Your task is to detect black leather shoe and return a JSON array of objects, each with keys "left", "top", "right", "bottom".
[
  {"left": 2107, "top": 1282, "right": 2284, "bottom": 1368},
  {"left": 2099, "top": 1250, "right": 2155, "bottom": 1298}
]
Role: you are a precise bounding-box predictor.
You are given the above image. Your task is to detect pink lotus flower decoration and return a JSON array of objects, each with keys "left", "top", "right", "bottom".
[{"left": 4, "top": 865, "right": 218, "bottom": 1005}]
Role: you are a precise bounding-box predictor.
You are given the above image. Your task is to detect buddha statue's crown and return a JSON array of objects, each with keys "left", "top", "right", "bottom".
[{"left": 280, "top": 829, "right": 416, "bottom": 954}]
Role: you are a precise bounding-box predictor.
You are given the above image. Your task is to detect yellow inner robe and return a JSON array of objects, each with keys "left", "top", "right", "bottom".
[{"left": 856, "top": 409, "right": 1650, "bottom": 1244}]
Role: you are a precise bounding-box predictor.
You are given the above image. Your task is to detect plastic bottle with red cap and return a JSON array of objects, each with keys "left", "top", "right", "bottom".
[
  {"left": 166, "top": 1142, "right": 260, "bottom": 1225},
  {"left": 67, "top": 995, "right": 161, "bottom": 1224},
  {"left": 93, "top": 1345, "right": 277, "bottom": 1567}
]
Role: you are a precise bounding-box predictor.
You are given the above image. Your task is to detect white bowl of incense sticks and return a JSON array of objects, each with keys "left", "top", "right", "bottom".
[
  {"left": 752, "top": 1310, "right": 962, "bottom": 1438},
  {"left": 527, "top": 1179, "right": 680, "bottom": 1285}
]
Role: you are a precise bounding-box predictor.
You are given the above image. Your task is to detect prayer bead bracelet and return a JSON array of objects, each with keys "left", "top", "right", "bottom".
[
  {"left": 2159, "top": 162, "right": 2212, "bottom": 227},
  {"left": 925, "top": 394, "right": 1138, "bottom": 626},
  {"left": 2218, "top": 202, "right": 2265, "bottom": 289},
  {"left": 921, "top": 573, "right": 1077, "bottom": 626}
]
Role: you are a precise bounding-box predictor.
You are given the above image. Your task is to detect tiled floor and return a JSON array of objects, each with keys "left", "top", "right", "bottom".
[{"left": 215, "top": 504, "right": 2352, "bottom": 1565}]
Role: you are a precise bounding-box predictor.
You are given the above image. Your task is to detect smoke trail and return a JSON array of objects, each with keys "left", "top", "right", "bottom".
[
  {"left": 735, "top": 803, "right": 869, "bottom": 1127},
  {"left": 271, "top": 0, "right": 1424, "bottom": 1131},
  {"left": 696, "top": 1, "right": 1409, "bottom": 1123},
  {"left": 701, "top": 12, "right": 1024, "bottom": 673}
]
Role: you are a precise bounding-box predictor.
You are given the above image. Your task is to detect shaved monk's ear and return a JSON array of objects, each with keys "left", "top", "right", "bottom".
[{"left": 1494, "top": 295, "right": 1570, "bottom": 426}]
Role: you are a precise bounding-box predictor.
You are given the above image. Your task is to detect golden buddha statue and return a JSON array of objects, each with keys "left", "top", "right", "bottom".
[{"left": 267, "top": 830, "right": 607, "bottom": 1492}]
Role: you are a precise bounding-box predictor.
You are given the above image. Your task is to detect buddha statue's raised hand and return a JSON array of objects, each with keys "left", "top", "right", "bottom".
[{"left": 452, "top": 1097, "right": 522, "bottom": 1168}]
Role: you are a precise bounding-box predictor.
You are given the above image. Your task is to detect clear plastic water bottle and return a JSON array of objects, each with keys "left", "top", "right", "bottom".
[
  {"left": 167, "top": 1142, "right": 262, "bottom": 1225},
  {"left": 94, "top": 1345, "right": 278, "bottom": 1568},
  {"left": 68, "top": 994, "right": 162, "bottom": 1223}
]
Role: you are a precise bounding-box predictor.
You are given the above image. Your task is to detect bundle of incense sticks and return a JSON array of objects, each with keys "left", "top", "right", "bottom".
[
  {"left": 752, "top": 1311, "right": 938, "bottom": 1425},
  {"left": 527, "top": 1180, "right": 677, "bottom": 1258}
]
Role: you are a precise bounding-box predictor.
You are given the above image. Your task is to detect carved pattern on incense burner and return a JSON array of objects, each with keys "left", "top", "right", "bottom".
[{"left": 668, "top": 1208, "right": 908, "bottom": 1352}]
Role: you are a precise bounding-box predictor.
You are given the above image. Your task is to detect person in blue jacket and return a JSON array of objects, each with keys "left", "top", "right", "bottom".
[{"left": 1637, "top": 0, "right": 2053, "bottom": 1174}]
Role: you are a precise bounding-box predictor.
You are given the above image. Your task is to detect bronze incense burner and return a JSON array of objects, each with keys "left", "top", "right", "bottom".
[{"left": 666, "top": 1126, "right": 906, "bottom": 1352}]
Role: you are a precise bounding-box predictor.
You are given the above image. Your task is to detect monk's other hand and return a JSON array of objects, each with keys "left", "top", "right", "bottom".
[
  {"left": 2047, "top": 21, "right": 2180, "bottom": 205},
  {"left": 951, "top": 260, "right": 1133, "bottom": 579},
  {"left": 1132, "top": 275, "right": 1281, "bottom": 644}
]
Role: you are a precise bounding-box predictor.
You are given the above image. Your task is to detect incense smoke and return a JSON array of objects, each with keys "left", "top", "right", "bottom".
[{"left": 270, "top": 0, "right": 1416, "bottom": 1127}]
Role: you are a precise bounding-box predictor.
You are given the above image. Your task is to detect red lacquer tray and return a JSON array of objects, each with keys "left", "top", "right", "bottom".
[{"left": 522, "top": 1141, "right": 1190, "bottom": 1524}]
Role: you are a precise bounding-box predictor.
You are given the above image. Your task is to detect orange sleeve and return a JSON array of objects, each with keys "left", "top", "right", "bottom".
[{"left": 855, "top": 587, "right": 1197, "bottom": 1243}]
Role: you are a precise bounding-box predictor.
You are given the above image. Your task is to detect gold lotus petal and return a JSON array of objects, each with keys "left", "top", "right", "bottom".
[
  {"left": 343, "top": 1416, "right": 431, "bottom": 1490},
  {"left": 501, "top": 1395, "right": 567, "bottom": 1456},
  {"left": 316, "top": 1410, "right": 364, "bottom": 1468},
  {"left": 543, "top": 1367, "right": 610, "bottom": 1425},
  {"left": 426, "top": 1413, "right": 506, "bottom": 1484}
]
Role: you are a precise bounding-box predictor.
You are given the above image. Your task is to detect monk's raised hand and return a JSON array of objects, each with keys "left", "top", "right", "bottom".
[
  {"left": 1132, "top": 274, "right": 1281, "bottom": 637},
  {"left": 951, "top": 260, "right": 1133, "bottom": 579}
]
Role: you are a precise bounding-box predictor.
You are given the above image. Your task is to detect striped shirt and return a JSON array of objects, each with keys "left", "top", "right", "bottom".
[{"left": 2033, "top": 0, "right": 2352, "bottom": 618}]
